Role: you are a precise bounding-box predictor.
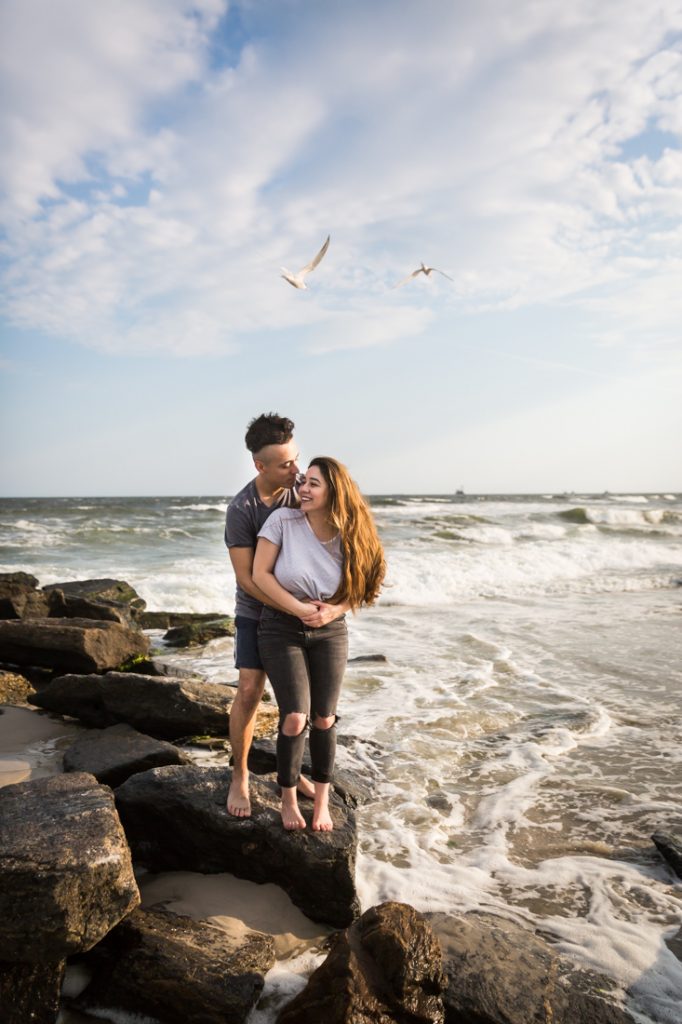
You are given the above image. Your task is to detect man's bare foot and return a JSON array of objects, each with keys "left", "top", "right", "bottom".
[
  {"left": 297, "top": 775, "right": 315, "bottom": 800},
  {"left": 281, "top": 788, "right": 306, "bottom": 830},
  {"left": 227, "top": 773, "right": 251, "bottom": 817}
]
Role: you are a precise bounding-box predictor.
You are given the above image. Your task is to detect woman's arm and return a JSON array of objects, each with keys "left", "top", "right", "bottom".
[{"left": 253, "top": 537, "right": 313, "bottom": 618}]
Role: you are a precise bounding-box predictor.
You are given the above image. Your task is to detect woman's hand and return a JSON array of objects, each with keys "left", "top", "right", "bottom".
[{"left": 299, "top": 600, "right": 346, "bottom": 628}]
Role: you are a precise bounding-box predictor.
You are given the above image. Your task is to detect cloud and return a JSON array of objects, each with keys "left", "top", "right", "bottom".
[{"left": 0, "top": 0, "right": 681, "bottom": 357}]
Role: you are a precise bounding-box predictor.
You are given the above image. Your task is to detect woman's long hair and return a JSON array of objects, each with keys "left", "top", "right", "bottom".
[{"left": 308, "top": 457, "right": 385, "bottom": 609}]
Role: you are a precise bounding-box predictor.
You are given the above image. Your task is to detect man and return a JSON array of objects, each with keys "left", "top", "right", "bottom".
[{"left": 225, "top": 412, "right": 339, "bottom": 816}]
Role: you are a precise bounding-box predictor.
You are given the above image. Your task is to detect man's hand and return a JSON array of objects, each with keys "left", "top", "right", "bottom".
[{"left": 299, "top": 600, "right": 344, "bottom": 628}]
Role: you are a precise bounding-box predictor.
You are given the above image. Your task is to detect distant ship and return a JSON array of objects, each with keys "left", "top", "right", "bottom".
[{"left": 455, "top": 488, "right": 465, "bottom": 496}]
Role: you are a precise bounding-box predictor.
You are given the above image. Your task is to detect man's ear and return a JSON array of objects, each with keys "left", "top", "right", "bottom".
[{"left": 253, "top": 457, "right": 265, "bottom": 474}]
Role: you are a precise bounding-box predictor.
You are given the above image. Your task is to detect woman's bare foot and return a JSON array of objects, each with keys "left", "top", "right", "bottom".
[
  {"left": 227, "top": 771, "right": 251, "bottom": 817},
  {"left": 312, "top": 782, "right": 334, "bottom": 831},
  {"left": 281, "top": 787, "right": 306, "bottom": 830},
  {"left": 297, "top": 775, "right": 315, "bottom": 800}
]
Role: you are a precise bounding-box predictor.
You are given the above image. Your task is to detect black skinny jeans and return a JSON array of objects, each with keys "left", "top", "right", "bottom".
[{"left": 258, "top": 608, "right": 348, "bottom": 788}]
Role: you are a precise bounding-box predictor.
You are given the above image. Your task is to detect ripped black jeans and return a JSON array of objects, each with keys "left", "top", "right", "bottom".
[{"left": 258, "top": 608, "right": 348, "bottom": 789}]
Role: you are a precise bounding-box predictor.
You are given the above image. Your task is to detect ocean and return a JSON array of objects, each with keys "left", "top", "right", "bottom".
[{"left": 1, "top": 492, "right": 681, "bottom": 1022}]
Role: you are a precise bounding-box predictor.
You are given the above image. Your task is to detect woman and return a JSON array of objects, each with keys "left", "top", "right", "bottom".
[{"left": 252, "top": 456, "right": 385, "bottom": 832}]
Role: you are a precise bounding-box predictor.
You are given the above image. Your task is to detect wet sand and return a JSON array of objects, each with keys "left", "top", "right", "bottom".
[{"left": 0, "top": 704, "right": 82, "bottom": 786}]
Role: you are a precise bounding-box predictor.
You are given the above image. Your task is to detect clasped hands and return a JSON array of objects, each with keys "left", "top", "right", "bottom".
[{"left": 298, "top": 600, "right": 340, "bottom": 628}]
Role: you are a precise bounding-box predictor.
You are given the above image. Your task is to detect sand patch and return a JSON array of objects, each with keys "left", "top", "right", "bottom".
[
  {"left": 0, "top": 705, "right": 82, "bottom": 787},
  {"left": 139, "top": 870, "right": 331, "bottom": 958}
]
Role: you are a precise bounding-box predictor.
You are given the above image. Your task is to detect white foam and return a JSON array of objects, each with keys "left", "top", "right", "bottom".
[
  {"left": 173, "top": 503, "right": 226, "bottom": 512},
  {"left": 247, "top": 950, "right": 326, "bottom": 1024}
]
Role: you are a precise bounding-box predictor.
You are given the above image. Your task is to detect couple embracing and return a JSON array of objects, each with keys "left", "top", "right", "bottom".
[{"left": 224, "top": 413, "right": 385, "bottom": 831}]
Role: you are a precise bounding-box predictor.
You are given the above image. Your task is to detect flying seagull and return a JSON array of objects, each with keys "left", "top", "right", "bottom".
[
  {"left": 281, "top": 235, "right": 330, "bottom": 289},
  {"left": 395, "top": 262, "right": 454, "bottom": 288}
]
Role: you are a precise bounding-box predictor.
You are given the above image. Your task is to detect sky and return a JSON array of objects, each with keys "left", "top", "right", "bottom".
[{"left": 1, "top": 0, "right": 681, "bottom": 496}]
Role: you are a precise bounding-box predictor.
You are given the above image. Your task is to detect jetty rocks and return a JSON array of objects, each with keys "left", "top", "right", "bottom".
[
  {"left": 278, "top": 901, "right": 446, "bottom": 1023},
  {"left": 115, "top": 765, "right": 360, "bottom": 928},
  {"left": 30, "top": 670, "right": 279, "bottom": 739},
  {"left": 62, "top": 722, "right": 193, "bottom": 786},
  {"left": 74, "top": 907, "right": 275, "bottom": 1024},
  {"left": 0, "top": 772, "right": 140, "bottom": 1022},
  {"left": 0, "top": 772, "right": 139, "bottom": 963},
  {"left": 429, "top": 911, "right": 636, "bottom": 1024}
]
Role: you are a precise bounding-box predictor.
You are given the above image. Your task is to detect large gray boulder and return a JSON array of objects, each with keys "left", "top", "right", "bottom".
[
  {"left": 0, "top": 959, "right": 65, "bottom": 1024},
  {"left": 31, "top": 671, "right": 277, "bottom": 739},
  {"left": 63, "top": 723, "right": 193, "bottom": 786},
  {"left": 0, "top": 773, "right": 140, "bottom": 963},
  {"left": 73, "top": 907, "right": 275, "bottom": 1024},
  {"left": 0, "top": 572, "right": 49, "bottom": 619},
  {"left": 429, "top": 911, "right": 635, "bottom": 1024},
  {"left": 277, "top": 901, "right": 446, "bottom": 1023},
  {"left": 0, "top": 617, "right": 149, "bottom": 673},
  {"left": 46, "top": 588, "right": 133, "bottom": 624},
  {"left": 115, "top": 765, "right": 359, "bottom": 928},
  {"left": 43, "top": 578, "right": 146, "bottom": 617}
]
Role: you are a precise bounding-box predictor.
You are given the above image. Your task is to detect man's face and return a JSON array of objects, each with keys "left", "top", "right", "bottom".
[{"left": 255, "top": 440, "right": 300, "bottom": 491}]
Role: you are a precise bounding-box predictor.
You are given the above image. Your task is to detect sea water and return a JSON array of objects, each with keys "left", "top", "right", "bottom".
[{"left": 1, "top": 492, "right": 681, "bottom": 1022}]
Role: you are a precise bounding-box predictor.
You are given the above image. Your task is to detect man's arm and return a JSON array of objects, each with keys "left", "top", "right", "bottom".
[{"left": 228, "top": 546, "right": 287, "bottom": 611}]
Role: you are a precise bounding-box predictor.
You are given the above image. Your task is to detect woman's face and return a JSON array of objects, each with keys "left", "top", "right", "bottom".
[{"left": 299, "top": 465, "right": 330, "bottom": 513}]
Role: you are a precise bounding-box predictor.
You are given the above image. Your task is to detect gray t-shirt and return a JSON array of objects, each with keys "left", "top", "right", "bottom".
[
  {"left": 225, "top": 479, "right": 299, "bottom": 620},
  {"left": 257, "top": 508, "right": 342, "bottom": 604}
]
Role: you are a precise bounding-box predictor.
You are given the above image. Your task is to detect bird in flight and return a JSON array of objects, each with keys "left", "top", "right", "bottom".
[
  {"left": 395, "top": 262, "right": 454, "bottom": 288},
  {"left": 281, "top": 235, "right": 330, "bottom": 289}
]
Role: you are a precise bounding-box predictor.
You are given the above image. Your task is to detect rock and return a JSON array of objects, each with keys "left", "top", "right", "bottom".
[
  {"left": 63, "top": 723, "right": 193, "bottom": 786},
  {"left": 0, "top": 573, "right": 49, "bottom": 619},
  {"left": 277, "top": 901, "right": 445, "bottom": 1024},
  {"left": 0, "top": 773, "right": 139, "bottom": 963},
  {"left": 652, "top": 832, "right": 682, "bottom": 879},
  {"left": 163, "top": 616, "right": 236, "bottom": 647},
  {"left": 0, "top": 571, "right": 39, "bottom": 588},
  {"left": 115, "top": 766, "right": 359, "bottom": 928},
  {"left": 0, "top": 669, "right": 35, "bottom": 704},
  {"left": 348, "top": 653, "right": 388, "bottom": 664},
  {"left": 428, "top": 911, "right": 635, "bottom": 1024},
  {"left": 31, "top": 671, "right": 277, "bottom": 740},
  {"left": 47, "top": 588, "right": 133, "bottom": 624},
  {"left": 0, "top": 959, "right": 65, "bottom": 1024},
  {"left": 42, "top": 578, "right": 146, "bottom": 617},
  {"left": 0, "top": 617, "right": 149, "bottom": 673},
  {"left": 244, "top": 737, "right": 374, "bottom": 808},
  {"left": 139, "top": 610, "right": 231, "bottom": 629},
  {"left": 74, "top": 907, "right": 275, "bottom": 1024}
]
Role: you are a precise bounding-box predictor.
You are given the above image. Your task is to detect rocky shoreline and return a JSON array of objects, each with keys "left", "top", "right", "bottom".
[{"left": 1, "top": 571, "right": 676, "bottom": 1023}]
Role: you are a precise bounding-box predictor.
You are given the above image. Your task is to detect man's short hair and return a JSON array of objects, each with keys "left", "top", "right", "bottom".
[{"left": 245, "top": 413, "right": 295, "bottom": 454}]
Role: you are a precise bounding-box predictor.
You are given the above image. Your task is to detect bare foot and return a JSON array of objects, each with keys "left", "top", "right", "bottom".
[
  {"left": 312, "top": 805, "right": 333, "bottom": 831},
  {"left": 281, "top": 789, "right": 306, "bottom": 830},
  {"left": 297, "top": 775, "right": 315, "bottom": 800},
  {"left": 312, "top": 783, "right": 334, "bottom": 831},
  {"left": 227, "top": 772, "right": 251, "bottom": 817}
]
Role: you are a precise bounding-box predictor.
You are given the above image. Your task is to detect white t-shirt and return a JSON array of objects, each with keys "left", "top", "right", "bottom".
[{"left": 257, "top": 508, "right": 342, "bottom": 603}]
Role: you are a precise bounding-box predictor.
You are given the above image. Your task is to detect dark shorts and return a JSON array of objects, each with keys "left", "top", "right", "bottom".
[{"left": 234, "top": 615, "right": 264, "bottom": 670}]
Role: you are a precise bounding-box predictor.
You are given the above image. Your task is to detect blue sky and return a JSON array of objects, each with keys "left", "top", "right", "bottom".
[{"left": 1, "top": 0, "right": 681, "bottom": 495}]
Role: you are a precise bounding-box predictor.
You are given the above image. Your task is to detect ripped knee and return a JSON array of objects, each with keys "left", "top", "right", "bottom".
[
  {"left": 311, "top": 713, "right": 337, "bottom": 731},
  {"left": 281, "top": 712, "right": 307, "bottom": 737}
]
